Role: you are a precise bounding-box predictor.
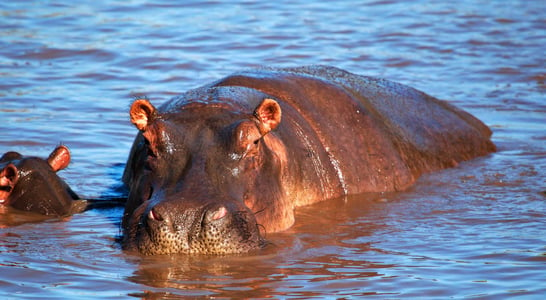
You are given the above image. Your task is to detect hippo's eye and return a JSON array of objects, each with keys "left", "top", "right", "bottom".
[
  {"left": 146, "top": 146, "right": 156, "bottom": 158},
  {"left": 241, "top": 142, "right": 258, "bottom": 159},
  {"left": 231, "top": 121, "right": 262, "bottom": 155},
  {"left": 144, "top": 138, "right": 157, "bottom": 158},
  {"left": 142, "top": 137, "right": 159, "bottom": 171}
]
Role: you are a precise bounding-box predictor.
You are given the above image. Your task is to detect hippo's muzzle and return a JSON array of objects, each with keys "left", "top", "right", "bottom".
[{"left": 123, "top": 196, "right": 266, "bottom": 255}]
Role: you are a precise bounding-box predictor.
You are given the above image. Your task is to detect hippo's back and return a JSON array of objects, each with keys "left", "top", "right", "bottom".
[{"left": 212, "top": 65, "right": 495, "bottom": 193}]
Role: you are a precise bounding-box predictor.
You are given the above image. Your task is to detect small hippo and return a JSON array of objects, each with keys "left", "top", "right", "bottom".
[
  {"left": 0, "top": 145, "right": 80, "bottom": 216},
  {"left": 122, "top": 65, "right": 496, "bottom": 255}
]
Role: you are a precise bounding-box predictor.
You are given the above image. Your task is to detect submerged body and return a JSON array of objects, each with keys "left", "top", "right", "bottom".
[
  {"left": 122, "top": 65, "right": 495, "bottom": 255},
  {"left": 0, "top": 145, "right": 79, "bottom": 216}
]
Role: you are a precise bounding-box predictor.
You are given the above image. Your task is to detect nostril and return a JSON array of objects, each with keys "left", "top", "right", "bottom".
[
  {"left": 148, "top": 207, "right": 164, "bottom": 221},
  {"left": 210, "top": 206, "right": 228, "bottom": 221}
]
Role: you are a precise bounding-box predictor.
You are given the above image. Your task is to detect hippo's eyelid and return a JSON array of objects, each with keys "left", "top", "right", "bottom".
[{"left": 241, "top": 143, "right": 256, "bottom": 160}]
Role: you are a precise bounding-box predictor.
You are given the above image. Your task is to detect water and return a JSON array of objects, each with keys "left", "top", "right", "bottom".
[{"left": 1, "top": 0, "right": 544, "bottom": 298}]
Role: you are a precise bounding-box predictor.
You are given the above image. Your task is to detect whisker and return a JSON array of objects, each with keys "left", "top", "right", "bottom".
[
  {"left": 256, "top": 223, "right": 267, "bottom": 239},
  {"left": 252, "top": 207, "right": 267, "bottom": 215}
]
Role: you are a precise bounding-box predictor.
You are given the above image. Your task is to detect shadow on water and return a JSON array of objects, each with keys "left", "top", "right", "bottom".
[
  {"left": 85, "top": 163, "right": 128, "bottom": 209},
  {"left": 85, "top": 162, "right": 129, "bottom": 240},
  {"left": 0, "top": 206, "right": 53, "bottom": 228}
]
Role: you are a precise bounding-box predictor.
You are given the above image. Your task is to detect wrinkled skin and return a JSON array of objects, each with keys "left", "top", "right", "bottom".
[
  {"left": 122, "top": 65, "right": 496, "bottom": 255},
  {"left": 0, "top": 145, "right": 79, "bottom": 216}
]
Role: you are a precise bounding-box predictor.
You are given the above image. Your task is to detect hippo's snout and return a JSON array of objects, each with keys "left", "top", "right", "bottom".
[{"left": 125, "top": 198, "right": 265, "bottom": 255}]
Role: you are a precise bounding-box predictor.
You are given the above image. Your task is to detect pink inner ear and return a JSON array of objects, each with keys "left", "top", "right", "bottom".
[
  {"left": 259, "top": 109, "right": 275, "bottom": 123},
  {"left": 254, "top": 98, "right": 282, "bottom": 134},
  {"left": 130, "top": 99, "right": 156, "bottom": 131},
  {"left": 48, "top": 146, "right": 71, "bottom": 172}
]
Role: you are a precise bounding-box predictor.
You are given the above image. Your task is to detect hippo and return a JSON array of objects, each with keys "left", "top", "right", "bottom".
[
  {"left": 122, "top": 65, "right": 495, "bottom": 255},
  {"left": 0, "top": 145, "right": 80, "bottom": 216}
]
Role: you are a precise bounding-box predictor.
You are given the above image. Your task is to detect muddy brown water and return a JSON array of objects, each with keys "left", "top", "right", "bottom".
[{"left": 1, "top": 1, "right": 544, "bottom": 298}]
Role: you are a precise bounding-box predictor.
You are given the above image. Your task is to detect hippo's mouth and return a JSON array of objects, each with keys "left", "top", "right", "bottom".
[
  {"left": 0, "top": 185, "right": 12, "bottom": 192},
  {"left": 0, "top": 185, "right": 12, "bottom": 204}
]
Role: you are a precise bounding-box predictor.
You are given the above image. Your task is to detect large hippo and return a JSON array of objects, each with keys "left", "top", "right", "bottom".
[
  {"left": 0, "top": 145, "right": 80, "bottom": 216},
  {"left": 122, "top": 65, "right": 495, "bottom": 255}
]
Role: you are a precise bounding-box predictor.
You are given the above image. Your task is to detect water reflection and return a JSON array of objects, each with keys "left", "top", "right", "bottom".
[{"left": 0, "top": 206, "right": 51, "bottom": 228}]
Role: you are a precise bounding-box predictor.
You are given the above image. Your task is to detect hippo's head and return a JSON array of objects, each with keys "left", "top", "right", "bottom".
[
  {"left": 122, "top": 98, "right": 289, "bottom": 255},
  {"left": 0, "top": 145, "right": 77, "bottom": 216}
]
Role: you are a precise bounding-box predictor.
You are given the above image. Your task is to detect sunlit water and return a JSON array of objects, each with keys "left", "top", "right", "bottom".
[{"left": 1, "top": 0, "right": 544, "bottom": 298}]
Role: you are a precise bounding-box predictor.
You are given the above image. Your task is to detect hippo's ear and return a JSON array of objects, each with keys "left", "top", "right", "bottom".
[
  {"left": 47, "top": 145, "right": 71, "bottom": 172},
  {"left": 0, "top": 164, "right": 19, "bottom": 202},
  {"left": 130, "top": 99, "right": 157, "bottom": 131},
  {"left": 253, "top": 98, "right": 282, "bottom": 135}
]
